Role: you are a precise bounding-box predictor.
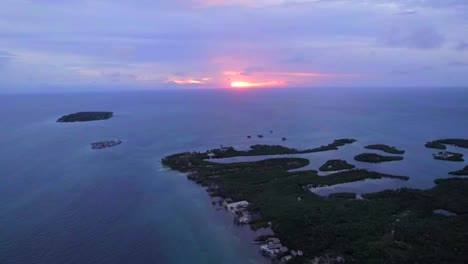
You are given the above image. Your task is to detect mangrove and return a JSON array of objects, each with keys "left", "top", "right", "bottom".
[
  {"left": 354, "top": 153, "right": 404, "bottom": 163},
  {"left": 318, "top": 159, "right": 355, "bottom": 172},
  {"left": 364, "top": 144, "right": 405, "bottom": 154},
  {"left": 162, "top": 146, "right": 468, "bottom": 263}
]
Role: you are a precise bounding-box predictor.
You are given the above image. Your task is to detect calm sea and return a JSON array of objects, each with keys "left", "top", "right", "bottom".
[{"left": 0, "top": 87, "right": 467, "bottom": 263}]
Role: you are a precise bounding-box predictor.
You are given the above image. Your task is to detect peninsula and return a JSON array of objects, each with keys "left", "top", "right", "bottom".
[
  {"left": 449, "top": 165, "right": 468, "bottom": 176},
  {"left": 161, "top": 144, "right": 468, "bottom": 263},
  {"left": 425, "top": 138, "right": 468, "bottom": 150},
  {"left": 57, "top": 112, "right": 113, "bottom": 122},
  {"left": 364, "top": 144, "right": 405, "bottom": 154},
  {"left": 206, "top": 139, "right": 356, "bottom": 159},
  {"left": 354, "top": 153, "right": 404, "bottom": 163},
  {"left": 318, "top": 159, "right": 355, "bottom": 171}
]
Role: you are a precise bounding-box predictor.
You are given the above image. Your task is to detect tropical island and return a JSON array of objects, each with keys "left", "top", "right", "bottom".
[
  {"left": 318, "top": 159, "right": 355, "bottom": 171},
  {"left": 161, "top": 144, "right": 467, "bottom": 263},
  {"left": 364, "top": 144, "right": 405, "bottom": 154},
  {"left": 57, "top": 111, "right": 113, "bottom": 122},
  {"left": 354, "top": 153, "right": 404, "bottom": 163},
  {"left": 433, "top": 151, "right": 464, "bottom": 162},
  {"left": 449, "top": 165, "right": 468, "bottom": 176},
  {"left": 425, "top": 139, "right": 468, "bottom": 150}
]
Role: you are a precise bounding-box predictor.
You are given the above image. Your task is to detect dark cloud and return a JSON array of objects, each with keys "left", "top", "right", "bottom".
[{"left": 396, "top": 9, "right": 418, "bottom": 15}]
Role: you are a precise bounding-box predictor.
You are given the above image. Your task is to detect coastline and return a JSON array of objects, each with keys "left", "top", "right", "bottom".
[{"left": 161, "top": 143, "right": 468, "bottom": 263}]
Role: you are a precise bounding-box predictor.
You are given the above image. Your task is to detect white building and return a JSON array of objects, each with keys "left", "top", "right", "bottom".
[{"left": 226, "top": 201, "right": 249, "bottom": 214}]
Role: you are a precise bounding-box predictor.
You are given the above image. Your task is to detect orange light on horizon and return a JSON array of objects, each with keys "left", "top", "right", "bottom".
[
  {"left": 172, "top": 79, "right": 203, "bottom": 84},
  {"left": 231, "top": 81, "right": 282, "bottom": 88}
]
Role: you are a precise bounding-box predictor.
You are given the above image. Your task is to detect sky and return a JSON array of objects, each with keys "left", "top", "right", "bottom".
[{"left": 1, "top": 0, "right": 468, "bottom": 92}]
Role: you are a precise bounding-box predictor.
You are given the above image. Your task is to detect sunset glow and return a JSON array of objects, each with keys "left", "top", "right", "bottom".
[
  {"left": 172, "top": 79, "right": 204, "bottom": 84},
  {"left": 230, "top": 81, "right": 281, "bottom": 88}
]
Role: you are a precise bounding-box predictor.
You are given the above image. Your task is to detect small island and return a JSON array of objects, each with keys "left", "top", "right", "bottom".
[
  {"left": 425, "top": 139, "right": 468, "bottom": 150},
  {"left": 57, "top": 112, "right": 113, "bottom": 122},
  {"left": 433, "top": 151, "right": 464, "bottom": 162},
  {"left": 91, "top": 140, "right": 122, "bottom": 150},
  {"left": 318, "top": 159, "right": 355, "bottom": 172},
  {"left": 364, "top": 144, "right": 405, "bottom": 154},
  {"left": 449, "top": 165, "right": 468, "bottom": 176},
  {"left": 354, "top": 153, "right": 404, "bottom": 163}
]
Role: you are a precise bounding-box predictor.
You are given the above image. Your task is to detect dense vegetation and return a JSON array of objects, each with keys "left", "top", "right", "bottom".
[
  {"left": 207, "top": 139, "right": 356, "bottom": 159},
  {"left": 354, "top": 153, "right": 404, "bottom": 163},
  {"left": 57, "top": 111, "right": 113, "bottom": 122},
  {"left": 318, "top": 159, "right": 355, "bottom": 171},
  {"left": 162, "top": 146, "right": 468, "bottom": 263},
  {"left": 425, "top": 141, "right": 446, "bottom": 149},
  {"left": 435, "top": 139, "right": 468, "bottom": 149},
  {"left": 425, "top": 139, "right": 468, "bottom": 150},
  {"left": 364, "top": 144, "right": 405, "bottom": 154},
  {"left": 449, "top": 165, "right": 468, "bottom": 176}
]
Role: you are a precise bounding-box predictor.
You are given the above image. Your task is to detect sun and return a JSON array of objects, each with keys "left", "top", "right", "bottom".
[{"left": 230, "top": 81, "right": 281, "bottom": 88}]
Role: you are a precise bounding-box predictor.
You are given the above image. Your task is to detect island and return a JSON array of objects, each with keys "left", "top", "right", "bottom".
[
  {"left": 364, "top": 144, "right": 405, "bottom": 154},
  {"left": 354, "top": 153, "right": 404, "bottom": 163},
  {"left": 425, "top": 141, "right": 446, "bottom": 150},
  {"left": 57, "top": 112, "right": 113, "bottom": 122},
  {"left": 449, "top": 165, "right": 468, "bottom": 176},
  {"left": 425, "top": 139, "right": 468, "bottom": 150},
  {"left": 318, "top": 159, "right": 355, "bottom": 171},
  {"left": 91, "top": 140, "right": 122, "bottom": 150},
  {"left": 433, "top": 151, "right": 464, "bottom": 162},
  {"left": 205, "top": 139, "right": 357, "bottom": 159},
  {"left": 162, "top": 145, "right": 468, "bottom": 263}
]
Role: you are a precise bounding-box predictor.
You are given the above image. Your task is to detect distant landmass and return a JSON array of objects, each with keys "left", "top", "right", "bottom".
[{"left": 57, "top": 112, "right": 113, "bottom": 122}]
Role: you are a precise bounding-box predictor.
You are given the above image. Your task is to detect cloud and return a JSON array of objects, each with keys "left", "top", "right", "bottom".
[
  {"left": 380, "top": 25, "right": 445, "bottom": 49},
  {"left": 448, "top": 61, "right": 468, "bottom": 67},
  {"left": 396, "top": 9, "right": 418, "bottom": 15},
  {"left": 0, "top": 51, "right": 15, "bottom": 68},
  {"left": 0, "top": 0, "right": 467, "bottom": 91},
  {"left": 455, "top": 41, "right": 468, "bottom": 51}
]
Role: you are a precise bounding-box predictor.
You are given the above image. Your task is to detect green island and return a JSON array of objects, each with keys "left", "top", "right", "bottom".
[
  {"left": 425, "top": 139, "right": 468, "bottom": 150},
  {"left": 433, "top": 151, "right": 464, "bottom": 162},
  {"left": 160, "top": 145, "right": 468, "bottom": 263},
  {"left": 57, "top": 111, "right": 113, "bottom": 122},
  {"left": 449, "top": 165, "right": 468, "bottom": 176},
  {"left": 364, "top": 144, "right": 405, "bottom": 154},
  {"left": 207, "top": 139, "right": 356, "bottom": 159},
  {"left": 318, "top": 159, "right": 355, "bottom": 172},
  {"left": 354, "top": 153, "right": 404, "bottom": 163}
]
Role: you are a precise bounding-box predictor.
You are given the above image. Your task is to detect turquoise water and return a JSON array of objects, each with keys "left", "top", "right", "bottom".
[{"left": 0, "top": 88, "right": 467, "bottom": 263}]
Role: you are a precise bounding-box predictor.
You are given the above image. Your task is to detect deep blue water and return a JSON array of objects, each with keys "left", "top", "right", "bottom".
[{"left": 0, "top": 87, "right": 467, "bottom": 264}]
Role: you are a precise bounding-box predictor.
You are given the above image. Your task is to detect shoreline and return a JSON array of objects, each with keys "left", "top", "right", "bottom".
[{"left": 162, "top": 143, "right": 468, "bottom": 263}]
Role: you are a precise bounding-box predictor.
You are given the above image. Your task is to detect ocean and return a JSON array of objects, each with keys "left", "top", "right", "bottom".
[{"left": 1, "top": 87, "right": 467, "bottom": 264}]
